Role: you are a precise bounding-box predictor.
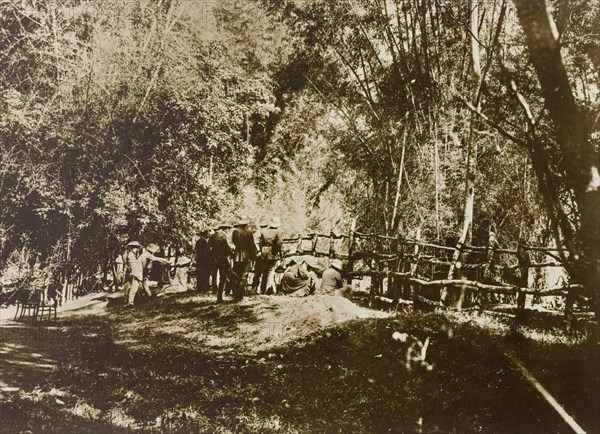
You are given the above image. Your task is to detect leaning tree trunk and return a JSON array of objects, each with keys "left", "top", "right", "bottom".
[
  {"left": 513, "top": 0, "right": 600, "bottom": 318},
  {"left": 442, "top": 0, "right": 482, "bottom": 309}
]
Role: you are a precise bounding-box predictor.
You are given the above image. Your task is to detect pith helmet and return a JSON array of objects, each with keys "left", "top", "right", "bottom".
[
  {"left": 146, "top": 243, "right": 160, "bottom": 254},
  {"left": 258, "top": 215, "right": 269, "bottom": 227},
  {"left": 330, "top": 259, "right": 343, "bottom": 271},
  {"left": 126, "top": 241, "right": 142, "bottom": 249},
  {"left": 237, "top": 215, "right": 250, "bottom": 226},
  {"left": 269, "top": 216, "right": 281, "bottom": 229},
  {"left": 176, "top": 256, "right": 191, "bottom": 266}
]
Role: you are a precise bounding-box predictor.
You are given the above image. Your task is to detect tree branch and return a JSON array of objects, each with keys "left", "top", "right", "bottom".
[{"left": 455, "top": 95, "right": 527, "bottom": 147}]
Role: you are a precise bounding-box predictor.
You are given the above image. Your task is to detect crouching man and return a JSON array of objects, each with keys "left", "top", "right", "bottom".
[
  {"left": 162, "top": 256, "right": 192, "bottom": 294},
  {"left": 319, "top": 259, "right": 352, "bottom": 299},
  {"left": 280, "top": 259, "right": 316, "bottom": 297}
]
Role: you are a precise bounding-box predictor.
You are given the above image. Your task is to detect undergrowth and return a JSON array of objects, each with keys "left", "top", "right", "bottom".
[{"left": 1, "top": 296, "right": 598, "bottom": 433}]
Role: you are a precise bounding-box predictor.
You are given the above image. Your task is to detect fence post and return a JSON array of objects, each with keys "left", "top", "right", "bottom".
[
  {"left": 396, "top": 233, "right": 407, "bottom": 299},
  {"left": 481, "top": 230, "right": 499, "bottom": 306},
  {"left": 311, "top": 234, "right": 318, "bottom": 257},
  {"left": 410, "top": 228, "right": 421, "bottom": 277},
  {"left": 329, "top": 231, "right": 336, "bottom": 259},
  {"left": 373, "top": 234, "right": 383, "bottom": 295},
  {"left": 441, "top": 237, "right": 463, "bottom": 307},
  {"left": 515, "top": 243, "right": 529, "bottom": 318},
  {"left": 410, "top": 228, "right": 421, "bottom": 303},
  {"left": 348, "top": 219, "right": 356, "bottom": 286}
]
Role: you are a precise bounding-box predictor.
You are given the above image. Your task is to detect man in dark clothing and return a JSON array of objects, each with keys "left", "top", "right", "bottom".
[
  {"left": 207, "top": 225, "right": 221, "bottom": 293},
  {"left": 251, "top": 215, "right": 269, "bottom": 293},
  {"left": 211, "top": 223, "right": 235, "bottom": 303},
  {"left": 259, "top": 216, "right": 283, "bottom": 294},
  {"left": 232, "top": 216, "right": 257, "bottom": 301},
  {"left": 280, "top": 259, "right": 314, "bottom": 296},
  {"left": 194, "top": 228, "right": 211, "bottom": 292}
]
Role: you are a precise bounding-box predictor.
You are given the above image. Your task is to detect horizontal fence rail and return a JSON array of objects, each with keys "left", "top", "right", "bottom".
[{"left": 279, "top": 227, "right": 587, "bottom": 317}]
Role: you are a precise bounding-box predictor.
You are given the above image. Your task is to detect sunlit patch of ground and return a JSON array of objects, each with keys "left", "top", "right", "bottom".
[{"left": 1, "top": 291, "right": 598, "bottom": 433}]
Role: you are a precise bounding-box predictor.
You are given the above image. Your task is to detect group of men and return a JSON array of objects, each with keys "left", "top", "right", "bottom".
[
  {"left": 194, "top": 215, "right": 284, "bottom": 303},
  {"left": 122, "top": 214, "right": 352, "bottom": 306},
  {"left": 122, "top": 242, "right": 193, "bottom": 307},
  {"left": 279, "top": 258, "right": 352, "bottom": 298}
]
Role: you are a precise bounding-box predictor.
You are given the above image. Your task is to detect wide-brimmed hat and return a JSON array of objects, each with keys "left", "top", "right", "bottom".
[
  {"left": 176, "top": 256, "right": 191, "bottom": 266},
  {"left": 236, "top": 215, "right": 250, "bottom": 226},
  {"left": 146, "top": 243, "right": 160, "bottom": 254},
  {"left": 218, "top": 223, "right": 232, "bottom": 230},
  {"left": 330, "top": 259, "right": 343, "bottom": 271},
  {"left": 258, "top": 215, "right": 269, "bottom": 227},
  {"left": 269, "top": 216, "right": 281, "bottom": 229},
  {"left": 126, "top": 241, "right": 142, "bottom": 249},
  {"left": 197, "top": 226, "right": 210, "bottom": 235}
]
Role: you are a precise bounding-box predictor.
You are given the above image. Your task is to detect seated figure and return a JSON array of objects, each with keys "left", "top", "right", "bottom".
[
  {"left": 280, "top": 259, "right": 315, "bottom": 297},
  {"left": 319, "top": 259, "right": 352, "bottom": 299},
  {"left": 162, "top": 256, "right": 191, "bottom": 294}
]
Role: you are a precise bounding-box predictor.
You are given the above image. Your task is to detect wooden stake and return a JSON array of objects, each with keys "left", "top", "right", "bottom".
[{"left": 348, "top": 218, "right": 357, "bottom": 284}]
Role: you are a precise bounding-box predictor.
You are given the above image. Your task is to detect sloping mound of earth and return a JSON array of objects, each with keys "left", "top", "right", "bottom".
[
  {"left": 1, "top": 291, "right": 598, "bottom": 433},
  {"left": 114, "top": 293, "right": 391, "bottom": 354}
]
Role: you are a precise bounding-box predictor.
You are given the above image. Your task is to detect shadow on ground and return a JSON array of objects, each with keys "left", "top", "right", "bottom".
[{"left": 1, "top": 291, "right": 598, "bottom": 433}]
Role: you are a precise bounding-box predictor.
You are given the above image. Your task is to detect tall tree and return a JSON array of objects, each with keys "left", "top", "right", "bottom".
[
  {"left": 513, "top": 0, "right": 600, "bottom": 313},
  {"left": 442, "top": 0, "right": 484, "bottom": 308}
]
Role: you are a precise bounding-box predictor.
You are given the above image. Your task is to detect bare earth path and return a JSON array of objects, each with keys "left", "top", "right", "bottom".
[{"left": 0, "top": 292, "right": 120, "bottom": 398}]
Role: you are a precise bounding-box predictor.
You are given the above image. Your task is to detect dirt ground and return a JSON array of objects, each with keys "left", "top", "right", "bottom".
[
  {"left": 141, "top": 293, "right": 391, "bottom": 354},
  {"left": 1, "top": 291, "right": 598, "bottom": 433},
  {"left": 0, "top": 292, "right": 386, "bottom": 390}
]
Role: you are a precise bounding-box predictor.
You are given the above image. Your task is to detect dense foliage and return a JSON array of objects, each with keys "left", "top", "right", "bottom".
[
  {"left": 0, "top": 0, "right": 597, "bottom": 293},
  {"left": 0, "top": 0, "right": 291, "bottom": 276}
]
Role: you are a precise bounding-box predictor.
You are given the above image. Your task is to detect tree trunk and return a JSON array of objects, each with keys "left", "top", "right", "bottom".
[
  {"left": 390, "top": 134, "right": 406, "bottom": 233},
  {"left": 513, "top": 0, "right": 600, "bottom": 317},
  {"left": 434, "top": 135, "right": 440, "bottom": 241},
  {"left": 442, "top": 0, "right": 482, "bottom": 309}
]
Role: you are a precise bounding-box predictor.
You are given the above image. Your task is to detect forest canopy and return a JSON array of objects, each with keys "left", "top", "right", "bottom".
[{"left": 0, "top": 0, "right": 598, "bottom": 298}]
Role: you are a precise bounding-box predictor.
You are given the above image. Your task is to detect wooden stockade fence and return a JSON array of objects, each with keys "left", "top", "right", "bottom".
[
  {"left": 280, "top": 226, "right": 588, "bottom": 315},
  {"left": 9, "top": 227, "right": 586, "bottom": 321}
]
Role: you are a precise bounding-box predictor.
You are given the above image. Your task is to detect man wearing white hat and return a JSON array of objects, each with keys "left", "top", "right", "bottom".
[
  {"left": 320, "top": 259, "right": 352, "bottom": 298},
  {"left": 126, "top": 242, "right": 169, "bottom": 306},
  {"left": 258, "top": 216, "right": 283, "bottom": 294}
]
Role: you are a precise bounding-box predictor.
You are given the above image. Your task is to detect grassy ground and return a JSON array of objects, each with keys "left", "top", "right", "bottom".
[{"left": 1, "top": 292, "right": 598, "bottom": 433}]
